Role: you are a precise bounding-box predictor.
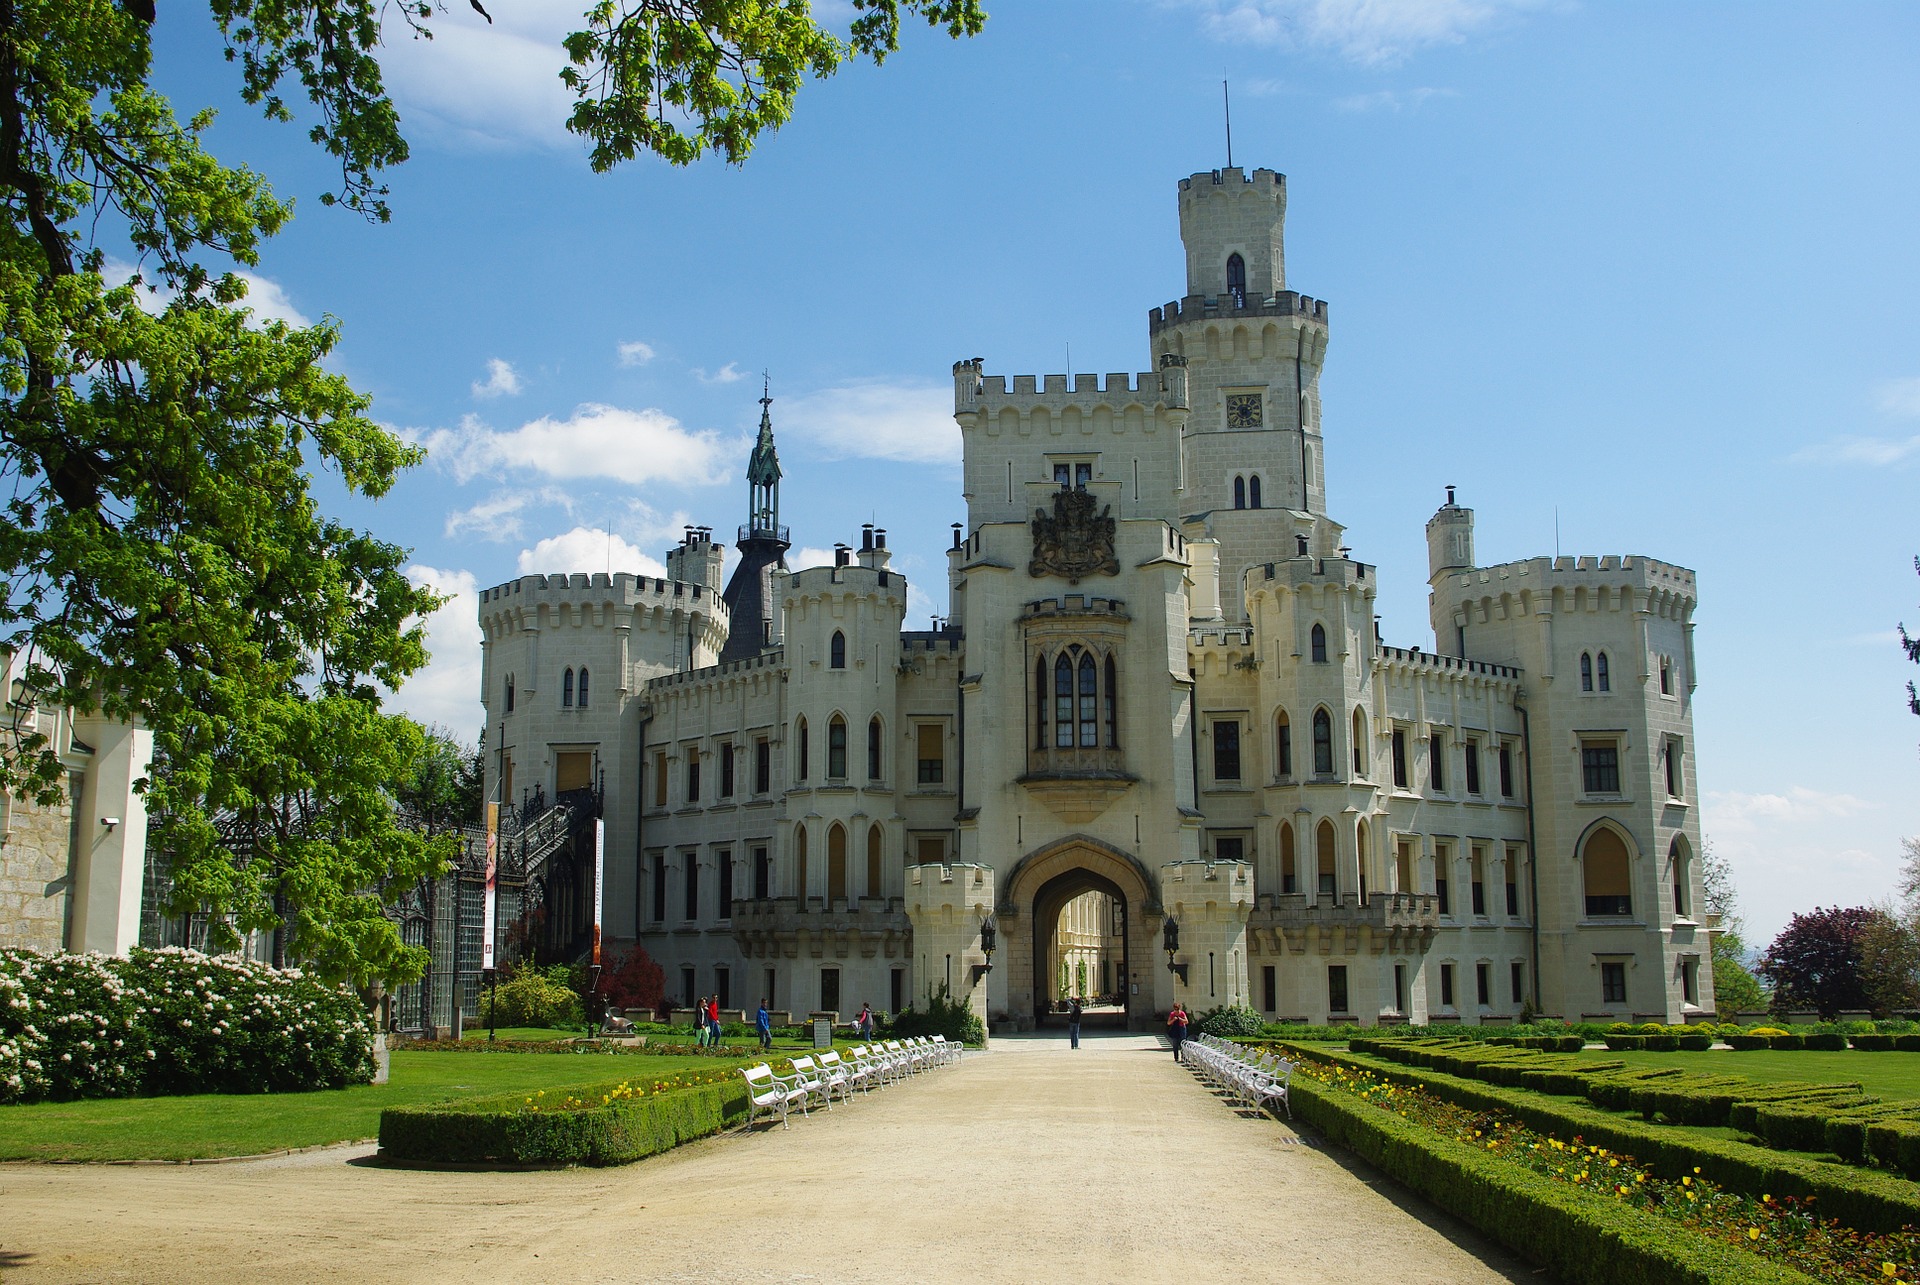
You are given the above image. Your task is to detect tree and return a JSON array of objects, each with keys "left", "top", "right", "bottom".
[
  {"left": 1, "top": 0, "right": 978, "bottom": 984},
  {"left": 1699, "top": 839, "right": 1766, "bottom": 1014},
  {"left": 1857, "top": 912, "right": 1920, "bottom": 1017},
  {"left": 393, "top": 726, "right": 483, "bottom": 838},
  {"left": 600, "top": 944, "right": 665, "bottom": 1015},
  {"left": 1758, "top": 906, "right": 1895, "bottom": 1019}
]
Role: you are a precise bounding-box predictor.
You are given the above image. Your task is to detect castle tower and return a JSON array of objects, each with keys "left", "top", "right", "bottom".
[
  {"left": 720, "top": 383, "right": 792, "bottom": 664},
  {"left": 1149, "top": 168, "right": 1334, "bottom": 622},
  {"left": 666, "top": 526, "right": 726, "bottom": 594}
]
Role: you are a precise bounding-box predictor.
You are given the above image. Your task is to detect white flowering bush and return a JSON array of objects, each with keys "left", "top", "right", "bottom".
[{"left": 0, "top": 946, "right": 374, "bottom": 1103}]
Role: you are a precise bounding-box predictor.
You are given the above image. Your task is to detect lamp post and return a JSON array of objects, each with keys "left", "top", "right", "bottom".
[
  {"left": 1163, "top": 915, "right": 1188, "bottom": 986},
  {"left": 484, "top": 967, "right": 498, "bottom": 1042},
  {"left": 971, "top": 915, "right": 996, "bottom": 984},
  {"left": 586, "top": 963, "right": 604, "bottom": 1033}
]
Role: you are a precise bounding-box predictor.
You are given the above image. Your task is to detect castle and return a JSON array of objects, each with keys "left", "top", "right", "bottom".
[{"left": 475, "top": 165, "right": 1710, "bottom": 1032}]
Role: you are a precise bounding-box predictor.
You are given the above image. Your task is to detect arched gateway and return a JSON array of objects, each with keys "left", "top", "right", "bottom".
[{"left": 998, "top": 838, "right": 1161, "bottom": 1031}]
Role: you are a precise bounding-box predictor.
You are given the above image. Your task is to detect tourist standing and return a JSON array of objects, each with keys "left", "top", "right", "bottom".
[
  {"left": 1167, "top": 1003, "right": 1188, "bottom": 1060},
  {"left": 707, "top": 995, "right": 722, "bottom": 1046},
  {"left": 856, "top": 1002, "right": 874, "bottom": 1039},
  {"left": 1068, "top": 995, "right": 1083, "bottom": 1049},
  {"left": 756, "top": 999, "right": 773, "bottom": 1050},
  {"left": 694, "top": 997, "right": 709, "bottom": 1047}
]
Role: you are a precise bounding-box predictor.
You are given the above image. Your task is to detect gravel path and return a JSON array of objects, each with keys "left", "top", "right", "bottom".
[{"left": 0, "top": 1033, "right": 1538, "bottom": 1283}]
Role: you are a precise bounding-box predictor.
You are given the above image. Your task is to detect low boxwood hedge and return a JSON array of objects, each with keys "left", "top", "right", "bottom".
[
  {"left": 378, "top": 1072, "right": 751, "bottom": 1167},
  {"left": 1264, "top": 1042, "right": 1920, "bottom": 1234},
  {"left": 1287, "top": 1069, "right": 1816, "bottom": 1285}
]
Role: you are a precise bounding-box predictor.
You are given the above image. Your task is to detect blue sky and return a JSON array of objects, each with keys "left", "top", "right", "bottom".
[{"left": 146, "top": 1, "right": 1920, "bottom": 948}]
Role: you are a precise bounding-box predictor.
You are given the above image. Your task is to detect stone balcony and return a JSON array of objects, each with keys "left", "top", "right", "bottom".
[
  {"left": 729, "top": 896, "right": 912, "bottom": 961},
  {"left": 1245, "top": 891, "right": 1439, "bottom": 956}
]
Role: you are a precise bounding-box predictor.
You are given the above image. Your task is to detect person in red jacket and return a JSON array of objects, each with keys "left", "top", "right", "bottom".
[
  {"left": 706, "top": 996, "right": 721, "bottom": 1046},
  {"left": 1167, "top": 1003, "right": 1189, "bottom": 1061}
]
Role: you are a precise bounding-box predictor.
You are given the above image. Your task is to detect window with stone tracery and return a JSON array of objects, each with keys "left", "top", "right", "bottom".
[{"left": 1029, "top": 642, "right": 1121, "bottom": 772}]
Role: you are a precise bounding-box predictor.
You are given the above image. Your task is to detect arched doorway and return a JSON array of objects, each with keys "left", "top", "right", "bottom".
[
  {"left": 999, "top": 837, "right": 1160, "bottom": 1031},
  {"left": 1029, "top": 868, "right": 1129, "bottom": 1029}
]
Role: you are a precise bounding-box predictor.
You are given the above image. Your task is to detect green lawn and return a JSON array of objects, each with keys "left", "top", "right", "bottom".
[
  {"left": 1595, "top": 1049, "right": 1920, "bottom": 1102},
  {"left": 0, "top": 1050, "right": 760, "bottom": 1163}
]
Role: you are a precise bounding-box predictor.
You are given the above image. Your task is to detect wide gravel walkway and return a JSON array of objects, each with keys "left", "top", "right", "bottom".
[{"left": 0, "top": 1033, "right": 1536, "bottom": 1283}]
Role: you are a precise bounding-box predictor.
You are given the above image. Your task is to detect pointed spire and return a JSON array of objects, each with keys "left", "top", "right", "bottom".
[{"left": 748, "top": 375, "right": 781, "bottom": 487}]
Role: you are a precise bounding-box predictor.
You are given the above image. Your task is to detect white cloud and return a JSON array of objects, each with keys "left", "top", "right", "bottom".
[
  {"left": 1332, "top": 86, "right": 1456, "bottom": 113},
  {"left": 375, "top": 5, "right": 582, "bottom": 151},
  {"left": 517, "top": 526, "right": 669, "bottom": 579},
  {"left": 443, "top": 486, "right": 574, "bottom": 541},
  {"left": 780, "top": 379, "right": 960, "bottom": 466},
  {"left": 100, "top": 259, "right": 310, "bottom": 329},
  {"left": 618, "top": 340, "right": 657, "bottom": 368},
  {"left": 1172, "top": 0, "right": 1543, "bottom": 66},
  {"left": 1790, "top": 435, "right": 1920, "bottom": 467},
  {"left": 384, "top": 565, "right": 485, "bottom": 738},
  {"left": 694, "top": 362, "right": 746, "bottom": 385},
  {"left": 791, "top": 545, "right": 842, "bottom": 573},
  {"left": 421, "top": 404, "right": 739, "bottom": 486},
  {"left": 1704, "top": 786, "right": 1873, "bottom": 836},
  {"left": 471, "top": 357, "right": 523, "bottom": 400},
  {"left": 1874, "top": 377, "right": 1920, "bottom": 418}
]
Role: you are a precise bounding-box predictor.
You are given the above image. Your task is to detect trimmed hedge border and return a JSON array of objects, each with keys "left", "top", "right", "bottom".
[
  {"left": 1287, "top": 1069, "right": 1816, "bottom": 1285},
  {"left": 378, "top": 1071, "right": 752, "bottom": 1167},
  {"left": 1261, "top": 1041, "right": 1920, "bottom": 1234}
]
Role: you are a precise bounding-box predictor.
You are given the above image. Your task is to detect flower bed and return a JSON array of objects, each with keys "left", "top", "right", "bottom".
[
  {"left": 1291, "top": 1058, "right": 1911, "bottom": 1284},
  {"left": 1265, "top": 1041, "right": 1920, "bottom": 1235},
  {"left": 1, "top": 946, "right": 373, "bottom": 1103},
  {"left": 377, "top": 1063, "right": 762, "bottom": 1166}
]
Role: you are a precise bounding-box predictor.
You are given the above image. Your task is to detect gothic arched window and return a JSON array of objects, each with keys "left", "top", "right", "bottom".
[
  {"left": 562, "top": 667, "right": 574, "bottom": 707},
  {"left": 867, "top": 716, "right": 883, "bottom": 781},
  {"left": 1104, "top": 655, "right": 1118, "bottom": 747},
  {"left": 1275, "top": 708, "right": 1292, "bottom": 777},
  {"left": 1580, "top": 652, "right": 1594, "bottom": 692},
  {"left": 577, "top": 667, "right": 589, "bottom": 707},
  {"left": 1035, "top": 658, "right": 1049, "bottom": 749},
  {"left": 1597, "top": 651, "right": 1611, "bottom": 692},
  {"left": 1248, "top": 475, "right": 1262, "bottom": 509},
  {"left": 1226, "top": 252, "right": 1247, "bottom": 304},
  {"left": 1038, "top": 646, "right": 1118, "bottom": 753},
  {"left": 1311, "top": 623, "right": 1328, "bottom": 664},
  {"left": 505, "top": 674, "right": 514, "bottom": 713},
  {"left": 1312, "top": 707, "right": 1333, "bottom": 776},
  {"left": 795, "top": 717, "right": 809, "bottom": 781},
  {"left": 830, "top": 631, "right": 846, "bottom": 669},
  {"left": 1233, "top": 476, "right": 1246, "bottom": 509},
  {"left": 828, "top": 715, "right": 848, "bottom": 779}
]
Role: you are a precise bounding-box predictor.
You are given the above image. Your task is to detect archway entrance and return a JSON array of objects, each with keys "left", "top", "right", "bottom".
[
  {"left": 1030, "top": 869, "right": 1129, "bottom": 1029},
  {"left": 999, "top": 837, "right": 1160, "bottom": 1031}
]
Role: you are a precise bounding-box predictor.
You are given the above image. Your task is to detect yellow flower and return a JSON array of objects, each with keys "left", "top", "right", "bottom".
[
  {"left": 1883, "top": 1265, "right": 1898, "bottom": 1279},
  {"left": 1682, "top": 1176, "right": 1692, "bottom": 1186},
  {"left": 1749, "top": 1229, "right": 1761, "bottom": 1241}
]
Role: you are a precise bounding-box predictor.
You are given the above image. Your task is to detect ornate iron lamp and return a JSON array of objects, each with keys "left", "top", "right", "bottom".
[
  {"left": 1163, "top": 915, "right": 1188, "bottom": 985},
  {"left": 971, "top": 915, "right": 997, "bottom": 984}
]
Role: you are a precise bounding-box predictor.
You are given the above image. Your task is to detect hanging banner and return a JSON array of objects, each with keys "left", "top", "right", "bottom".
[
  {"left": 481, "top": 801, "right": 499, "bottom": 971},
  {"left": 591, "top": 818, "right": 606, "bottom": 969}
]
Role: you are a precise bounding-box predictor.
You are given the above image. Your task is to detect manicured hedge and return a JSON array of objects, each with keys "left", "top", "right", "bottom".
[
  {"left": 378, "top": 1073, "right": 751, "bottom": 1167},
  {"left": 1262, "top": 1041, "right": 1920, "bottom": 1234},
  {"left": 1287, "top": 1069, "right": 1816, "bottom": 1285}
]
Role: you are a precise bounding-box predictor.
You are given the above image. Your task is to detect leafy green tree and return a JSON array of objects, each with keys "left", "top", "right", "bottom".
[
  {"left": 1759, "top": 906, "right": 1888, "bottom": 1019},
  {"left": 1699, "top": 838, "right": 1766, "bottom": 1013},
  {"left": 394, "top": 726, "right": 483, "bottom": 838},
  {"left": 1858, "top": 910, "right": 1920, "bottom": 1018}
]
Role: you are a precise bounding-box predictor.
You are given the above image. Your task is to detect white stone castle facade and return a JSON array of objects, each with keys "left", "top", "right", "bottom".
[{"left": 476, "top": 165, "right": 1710, "bottom": 1032}]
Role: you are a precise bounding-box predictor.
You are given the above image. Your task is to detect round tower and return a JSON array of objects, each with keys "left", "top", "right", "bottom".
[
  {"left": 1425, "top": 488, "right": 1476, "bottom": 582},
  {"left": 1176, "top": 166, "right": 1288, "bottom": 300}
]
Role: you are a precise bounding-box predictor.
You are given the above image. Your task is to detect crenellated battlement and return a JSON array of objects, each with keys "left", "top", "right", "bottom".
[
  {"left": 952, "top": 359, "right": 1189, "bottom": 415},
  {"left": 480, "top": 571, "right": 715, "bottom": 607},
  {"left": 478, "top": 570, "right": 729, "bottom": 642},
  {"left": 644, "top": 646, "right": 784, "bottom": 692},
  {"left": 1446, "top": 554, "right": 1697, "bottom": 601},
  {"left": 1376, "top": 643, "right": 1522, "bottom": 682},
  {"left": 785, "top": 562, "right": 908, "bottom": 599},
  {"left": 1148, "top": 290, "right": 1327, "bottom": 335}
]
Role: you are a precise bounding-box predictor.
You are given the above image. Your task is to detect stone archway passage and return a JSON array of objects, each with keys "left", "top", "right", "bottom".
[
  {"left": 1029, "top": 866, "right": 1128, "bottom": 1027},
  {"left": 999, "top": 838, "right": 1159, "bottom": 1032}
]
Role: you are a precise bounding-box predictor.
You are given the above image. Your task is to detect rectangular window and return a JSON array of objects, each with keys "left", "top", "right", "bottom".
[
  {"left": 821, "top": 967, "right": 841, "bottom": 1014},
  {"left": 683, "top": 853, "right": 699, "bottom": 921},
  {"left": 1429, "top": 733, "right": 1446, "bottom": 792},
  {"left": 1471, "top": 847, "right": 1486, "bottom": 916},
  {"left": 1213, "top": 835, "right": 1244, "bottom": 863},
  {"left": 686, "top": 749, "right": 700, "bottom": 803},
  {"left": 1213, "top": 719, "right": 1241, "bottom": 782},
  {"left": 1435, "top": 875, "right": 1451, "bottom": 917},
  {"left": 1434, "top": 843, "right": 1450, "bottom": 915},
  {"left": 1464, "top": 741, "right": 1481, "bottom": 794},
  {"left": 1328, "top": 965, "right": 1349, "bottom": 1015},
  {"left": 1476, "top": 963, "right": 1490, "bottom": 1007},
  {"left": 755, "top": 737, "right": 771, "bottom": 794},
  {"left": 1277, "top": 719, "right": 1292, "bottom": 777},
  {"left": 1440, "top": 963, "right": 1455, "bottom": 1009},
  {"left": 1682, "top": 957, "right": 1698, "bottom": 1005},
  {"left": 767, "top": 967, "right": 778, "bottom": 1010},
  {"left": 715, "top": 966, "right": 731, "bottom": 1010},
  {"left": 827, "top": 720, "right": 847, "bottom": 779},
  {"left": 1601, "top": 961, "right": 1627, "bottom": 1005},
  {"left": 717, "top": 850, "right": 733, "bottom": 918},
  {"left": 1498, "top": 743, "right": 1514, "bottom": 797},
  {"left": 1506, "top": 865, "right": 1520, "bottom": 917},
  {"left": 1665, "top": 737, "right": 1683, "bottom": 798},
  {"left": 1262, "top": 964, "right": 1277, "bottom": 1012},
  {"left": 651, "top": 855, "right": 666, "bottom": 922},
  {"left": 1391, "top": 730, "right": 1408, "bottom": 788},
  {"left": 652, "top": 751, "right": 668, "bottom": 808},
  {"left": 720, "top": 743, "right": 735, "bottom": 798},
  {"left": 681, "top": 966, "right": 695, "bottom": 1007},
  {"left": 1582, "top": 742, "right": 1621, "bottom": 794},
  {"left": 917, "top": 724, "right": 944, "bottom": 785},
  {"left": 1393, "top": 964, "right": 1407, "bottom": 1016},
  {"left": 1510, "top": 961, "right": 1525, "bottom": 1004},
  {"left": 752, "top": 845, "right": 770, "bottom": 900}
]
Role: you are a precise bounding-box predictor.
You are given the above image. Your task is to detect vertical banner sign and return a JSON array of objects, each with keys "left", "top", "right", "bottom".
[
  {"left": 481, "top": 802, "right": 499, "bottom": 971},
  {"left": 592, "top": 819, "right": 606, "bottom": 969}
]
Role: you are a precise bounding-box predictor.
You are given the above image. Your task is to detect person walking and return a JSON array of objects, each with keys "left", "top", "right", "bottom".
[
  {"left": 1068, "top": 995, "right": 1083, "bottom": 1049},
  {"left": 1167, "top": 1002, "right": 1189, "bottom": 1061},
  {"left": 856, "top": 1002, "right": 874, "bottom": 1040},
  {"left": 693, "top": 997, "right": 709, "bottom": 1047},
  {"left": 706, "top": 995, "right": 722, "bottom": 1047},
  {"left": 756, "top": 999, "right": 773, "bottom": 1051}
]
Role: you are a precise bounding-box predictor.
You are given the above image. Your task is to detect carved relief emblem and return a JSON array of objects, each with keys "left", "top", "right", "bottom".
[{"left": 1029, "top": 487, "right": 1119, "bottom": 583}]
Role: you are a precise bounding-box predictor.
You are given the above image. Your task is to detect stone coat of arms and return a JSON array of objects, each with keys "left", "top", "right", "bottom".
[{"left": 1029, "top": 487, "right": 1120, "bottom": 583}]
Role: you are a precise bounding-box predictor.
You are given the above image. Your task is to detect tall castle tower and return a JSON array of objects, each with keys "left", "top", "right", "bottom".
[
  {"left": 720, "top": 384, "right": 792, "bottom": 663},
  {"left": 1149, "top": 168, "right": 1335, "bottom": 622}
]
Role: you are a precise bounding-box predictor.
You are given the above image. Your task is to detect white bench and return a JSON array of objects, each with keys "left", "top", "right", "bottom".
[{"left": 740, "top": 1062, "right": 807, "bottom": 1130}]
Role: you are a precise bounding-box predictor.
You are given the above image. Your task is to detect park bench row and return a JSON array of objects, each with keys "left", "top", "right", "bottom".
[
  {"left": 1180, "top": 1034, "right": 1294, "bottom": 1118},
  {"left": 740, "top": 1037, "right": 962, "bottom": 1131}
]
